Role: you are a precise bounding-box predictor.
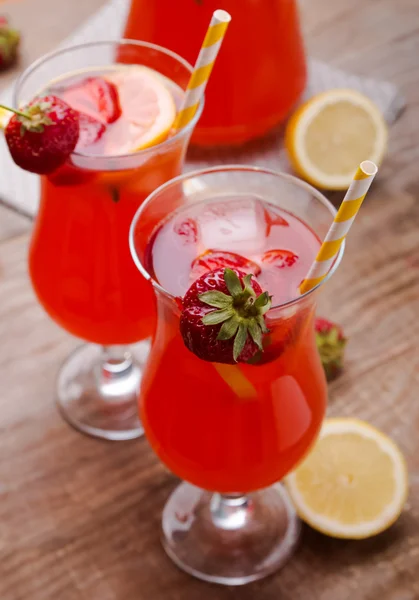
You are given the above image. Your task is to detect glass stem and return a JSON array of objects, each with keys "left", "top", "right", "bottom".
[
  {"left": 210, "top": 493, "right": 253, "bottom": 531},
  {"left": 101, "top": 345, "right": 133, "bottom": 376},
  {"left": 95, "top": 345, "right": 137, "bottom": 405}
]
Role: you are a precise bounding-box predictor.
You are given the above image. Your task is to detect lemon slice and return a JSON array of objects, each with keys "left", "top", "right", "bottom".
[
  {"left": 0, "top": 107, "right": 10, "bottom": 129},
  {"left": 106, "top": 66, "right": 176, "bottom": 154},
  {"left": 285, "top": 89, "right": 388, "bottom": 190},
  {"left": 286, "top": 418, "right": 408, "bottom": 539}
]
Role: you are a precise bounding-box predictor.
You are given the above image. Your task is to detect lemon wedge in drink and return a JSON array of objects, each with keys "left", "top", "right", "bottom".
[
  {"left": 285, "top": 89, "right": 388, "bottom": 190},
  {"left": 286, "top": 418, "right": 408, "bottom": 539},
  {"left": 106, "top": 66, "right": 177, "bottom": 154}
]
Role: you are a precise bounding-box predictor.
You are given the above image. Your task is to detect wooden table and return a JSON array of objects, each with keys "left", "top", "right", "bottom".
[{"left": 1, "top": 1, "right": 419, "bottom": 598}]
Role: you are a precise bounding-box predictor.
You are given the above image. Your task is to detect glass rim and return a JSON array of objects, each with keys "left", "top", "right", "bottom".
[
  {"left": 129, "top": 164, "right": 345, "bottom": 311},
  {"left": 13, "top": 38, "right": 205, "bottom": 162}
]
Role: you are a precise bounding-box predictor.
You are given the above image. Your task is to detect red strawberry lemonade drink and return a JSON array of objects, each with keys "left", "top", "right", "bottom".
[
  {"left": 11, "top": 41, "right": 202, "bottom": 440},
  {"left": 130, "top": 166, "right": 344, "bottom": 585}
]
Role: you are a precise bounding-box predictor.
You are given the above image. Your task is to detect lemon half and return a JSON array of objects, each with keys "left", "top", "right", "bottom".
[
  {"left": 285, "top": 89, "right": 388, "bottom": 190},
  {"left": 286, "top": 418, "right": 408, "bottom": 539},
  {"left": 106, "top": 66, "right": 176, "bottom": 154}
]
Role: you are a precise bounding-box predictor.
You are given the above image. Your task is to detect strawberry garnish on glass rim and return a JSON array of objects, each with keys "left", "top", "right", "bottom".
[
  {"left": 180, "top": 267, "right": 272, "bottom": 364},
  {"left": 2, "top": 95, "right": 80, "bottom": 174}
]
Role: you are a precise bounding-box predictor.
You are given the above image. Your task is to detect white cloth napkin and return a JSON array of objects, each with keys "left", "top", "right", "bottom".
[{"left": 0, "top": 0, "right": 405, "bottom": 217}]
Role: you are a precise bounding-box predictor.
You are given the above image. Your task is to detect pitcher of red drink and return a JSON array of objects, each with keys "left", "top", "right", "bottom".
[{"left": 124, "top": 0, "right": 307, "bottom": 146}]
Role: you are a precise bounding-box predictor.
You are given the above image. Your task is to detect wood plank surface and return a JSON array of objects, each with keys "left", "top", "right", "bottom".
[{"left": 1, "top": 0, "right": 419, "bottom": 599}]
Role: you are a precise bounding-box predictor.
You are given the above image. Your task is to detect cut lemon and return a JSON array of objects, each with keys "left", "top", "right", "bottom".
[
  {"left": 285, "top": 89, "right": 388, "bottom": 190},
  {"left": 286, "top": 418, "right": 408, "bottom": 539},
  {"left": 0, "top": 107, "right": 10, "bottom": 129},
  {"left": 106, "top": 66, "right": 176, "bottom": 154}
]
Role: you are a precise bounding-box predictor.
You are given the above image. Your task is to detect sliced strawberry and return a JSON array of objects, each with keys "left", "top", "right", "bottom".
[
  {"left": 263, "top": 206, "right": 289, "bottom": 235},
  {"left": 262, "top": 249, "right": 299, "bottom": 269},
  {"left": 174, "top": 218, "right": 198, "bottom": 244},
  {"left": 63, "top": 76, "right": 121, "bottom": 124},
  {"left": 77, "top": 112, "right": 106, "bottom": 149},
  {"left": 191, "top": 250, "right": 261, "bottom": 280},
  {"left": 85, "top": 77, "right": 121, "bottom": 123}
]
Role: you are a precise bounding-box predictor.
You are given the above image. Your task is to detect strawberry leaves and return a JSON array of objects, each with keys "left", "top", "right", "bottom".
[
  {"left": 218, "top": 317, "right": 239, "bottom": 341},
  {"left": 202, "top": 307, "right": 235, "bottom": 326},
  {"left": 199, "top": 290, "right": 232, "bottom": 309},
  {"left": 224, "top": 268, "right": 243, "bottom": 296},
  {"left": 234, "top": 323, "right": 248, "bottom": 362},
  {"left": 16, "top": 100, "right": 54, "bottom": 133},
  {"left": 199, "top": 268, "right": 271, "bottom": 362}
]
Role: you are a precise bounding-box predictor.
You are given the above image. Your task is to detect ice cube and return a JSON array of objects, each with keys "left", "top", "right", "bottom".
[{"left": 198, "top": 196, "right": 267, "bottom": 255}]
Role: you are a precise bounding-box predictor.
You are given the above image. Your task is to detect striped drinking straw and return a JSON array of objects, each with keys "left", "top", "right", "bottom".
[
  {"left": 300, "top": 161, "right": 378, "bottom": 294},
  {"left": 172, "top": 9, "right": 231, "bottom": 133}
]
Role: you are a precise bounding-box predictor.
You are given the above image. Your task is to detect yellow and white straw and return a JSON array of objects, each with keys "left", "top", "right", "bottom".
[
  {"left": 172, "top": 9, "right": 231, "bottom": 133},
  {"left": 300, "top": 160, "right": 378, "bottom": 294}
]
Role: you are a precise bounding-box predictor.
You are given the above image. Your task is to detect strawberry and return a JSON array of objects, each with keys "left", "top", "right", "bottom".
[
  {"left": 190, "top": 250, "right": 261, "bottom": 280},
  {"left": 180, "top": 267, "right": 271, "bottom": 364},
  {"left": 261, "top": 249, "right": 299, "bottom": 268},
  {"left": 85, "top": 78, "right": 121, "bottom": 123},
  {"left": 4, "top": 96, "right": 80, "bottom": 175},
  {"left": 63, "top": 77, "right": 121, "bottom": 124},
  {"left": 315, "top": 317, "right": 347, "bottom": 381},
  {"left": 0, "top": 17, "right": 20, "bottom": 71}
]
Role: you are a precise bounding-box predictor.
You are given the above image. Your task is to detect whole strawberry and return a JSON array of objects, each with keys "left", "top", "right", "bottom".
[
  {"left": 0, "top": 17, "right": 20, "bottom": 71},
  {"left": 180, "top": 267, "right": 271, "bottom": 364},
  {"left": 315, "top": 317, "right": 347, "bottom": 381},
  {"left": 4, "top": 95, "right": 80, "bottom": 174}
]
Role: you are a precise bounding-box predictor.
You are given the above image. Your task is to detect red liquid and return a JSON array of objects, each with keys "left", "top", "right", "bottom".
[
  {"left": 29, "top": 67, "right": 186, "bottom": 345},
  {"left": 140, "top": 197, "right": 327, "bottom": 493},
  {"left": 124, "top": 0, "right": 307, "bottom": 146}
]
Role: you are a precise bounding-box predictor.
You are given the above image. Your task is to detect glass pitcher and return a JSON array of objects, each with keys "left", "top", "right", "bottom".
[{"left": 124, "top": 0, "right": 307, "bottom": 147}]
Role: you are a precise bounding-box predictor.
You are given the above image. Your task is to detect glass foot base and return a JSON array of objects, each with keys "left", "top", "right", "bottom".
[
  {"left": 57, "top": 342, "right": 150, "bottom": 441},
  {"left": 162, "top": 482, "right": 301, "bottom": 586}
]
